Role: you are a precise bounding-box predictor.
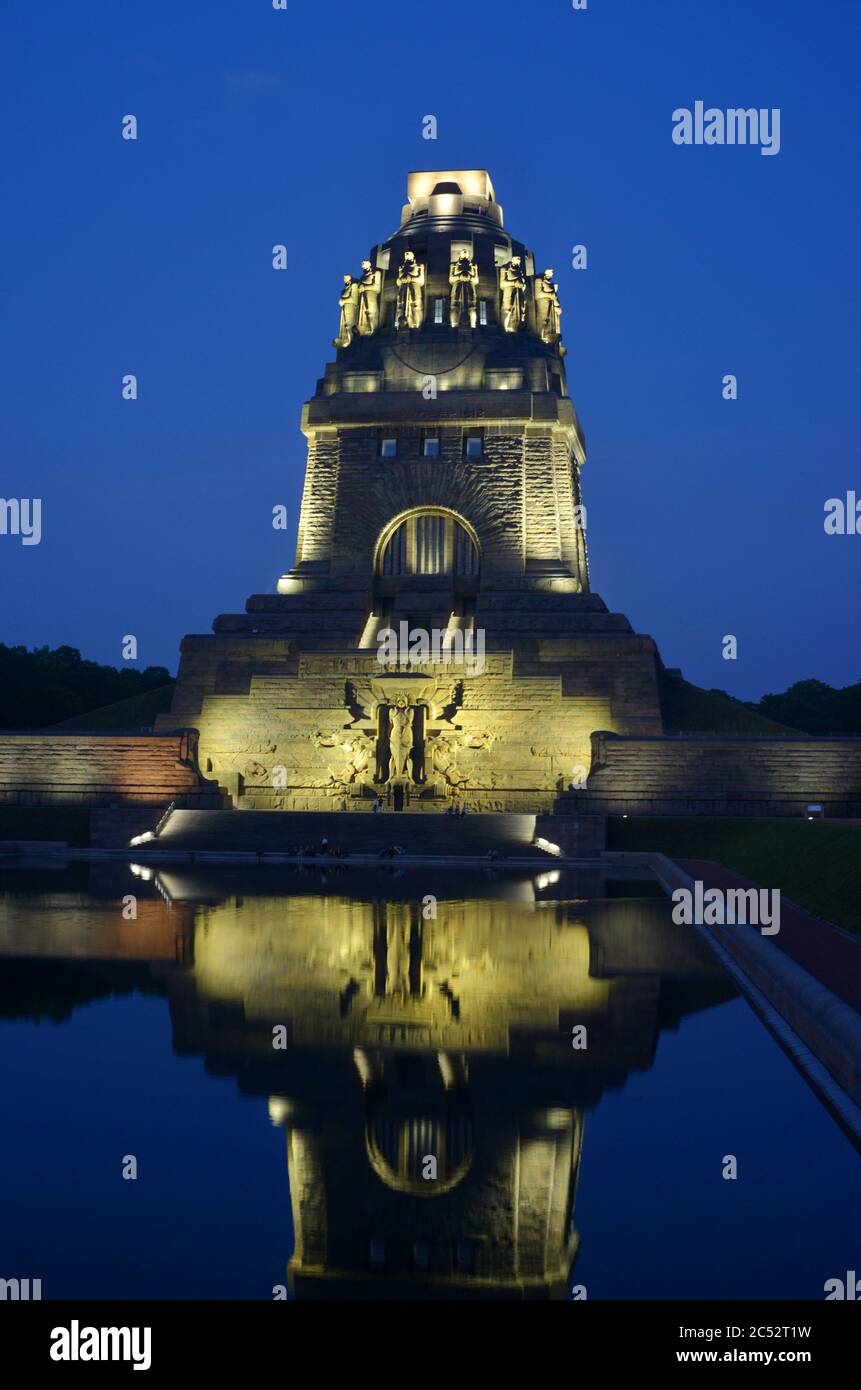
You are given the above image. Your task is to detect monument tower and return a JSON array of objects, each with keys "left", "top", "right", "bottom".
[{"left": 160, "top": 171, "right": 663, "bottom": 810}]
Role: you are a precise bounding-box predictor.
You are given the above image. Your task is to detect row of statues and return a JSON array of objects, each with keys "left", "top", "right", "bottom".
[
  {"left": 500, "top": 258, "right": 561, "bottom": 340},
  {"left": 334, "top": 253, "right": 563, "bottom": 346},
  {"left": 335, "top": 259, "right": 383, "bottom": 346}
]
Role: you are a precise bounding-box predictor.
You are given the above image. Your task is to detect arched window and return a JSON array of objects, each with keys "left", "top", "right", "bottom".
[
  {"left": 365, "top": 1106, "right": 474, "bottom": 1195},
  {"left": 377, "top": 509, "right": 479, "bottom": 578}
]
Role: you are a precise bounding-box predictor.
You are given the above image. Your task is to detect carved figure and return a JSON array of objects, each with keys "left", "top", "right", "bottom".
[
  {"left": 449, "top": 254, "right": 479, "bottom": 328},
  {"left": 430, "top": 738, "right": 468, "bottom": 788},
  {"left": 499, "top": 256, "right": 526, "bottom": 332},
  {"left": 343, "top": 740, "right": 370, "bottom": 782},
  {"left": 317, "top": 738, "right": 371, "bottom": 793},
  {"left": 535, "top": 267, "right": 562, "bottom": 343},
  {"left": 357, "top": 259, "right": 383, "bottom": 335},
  {"left": 388, "top": 698, "right": 414, "bottom": 779},
  {"left": 429, "top": 728, "right": 495, "bottom": 789},
  {"left": 334, "top": 274, "right": 360, "bottom": 347},
  {"left": 395, "top": 251, "right": 425, "bottom": 329}
]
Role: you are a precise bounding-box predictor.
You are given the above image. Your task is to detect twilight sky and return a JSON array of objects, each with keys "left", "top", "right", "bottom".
[{"left": 1, "top": 0, "right": 858, "bottom": 700}]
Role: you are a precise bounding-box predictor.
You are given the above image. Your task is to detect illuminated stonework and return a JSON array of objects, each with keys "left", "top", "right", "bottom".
[{"left": 159, "top": 171, "right": 664, "bottom": 810}]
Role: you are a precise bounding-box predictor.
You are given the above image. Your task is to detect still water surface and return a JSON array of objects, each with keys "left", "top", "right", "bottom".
[{"left": 0, "top": 862, "right": 857, "bottom": 1299}]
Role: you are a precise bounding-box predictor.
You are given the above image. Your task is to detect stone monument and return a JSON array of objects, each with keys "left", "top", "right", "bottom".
[{"left": 158, "top": 170, "right": 665, "bottom": 811}]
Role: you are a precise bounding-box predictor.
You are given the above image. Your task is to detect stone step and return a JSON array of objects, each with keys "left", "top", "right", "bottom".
[{"left": 155, "top": 808, "right": 555, "bottom": 858}]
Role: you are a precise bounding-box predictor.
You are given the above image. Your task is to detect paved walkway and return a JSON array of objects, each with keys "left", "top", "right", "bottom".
[{"left": 676, "top": 858, "right": 861, "bottom": 1015}]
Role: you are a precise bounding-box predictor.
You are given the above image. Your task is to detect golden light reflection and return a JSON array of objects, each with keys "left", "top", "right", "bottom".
[{"left": 0, "top": 876, "right": 728, "bottom": 1299}]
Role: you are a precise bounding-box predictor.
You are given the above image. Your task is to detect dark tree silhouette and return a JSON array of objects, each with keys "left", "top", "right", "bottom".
[{"left": 0, "top": 644, "right": 173, "bottom": 729}]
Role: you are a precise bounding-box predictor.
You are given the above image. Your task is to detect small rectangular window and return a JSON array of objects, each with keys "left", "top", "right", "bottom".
[
  {"left": 369, "top": 1239, "right": 385, "bottom": 1265},
  {"left": 413, "top": 1242, "right": 430, "bottom": 1271},
  {"left": 479, "top": 300, "right": 488, "bottom": 326},
  {"left": 423, "top": 434, "right": 440, "bottom": 458},
  {"left": 464, "top": 431, "right": 483, "bottom": 460},
  {"left": 455, "top": 1240, "right": 476, "bottom": 1274},
  {"left": 433, "top": 298, "right": 445, "bottom": 324},
  {"left": 380, "top": 437, "right": 397, "bottom": 458}
]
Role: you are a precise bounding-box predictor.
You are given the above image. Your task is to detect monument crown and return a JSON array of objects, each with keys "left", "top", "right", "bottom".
[{"left": 399, "top": 169, "right": 502, "bottom": 228}]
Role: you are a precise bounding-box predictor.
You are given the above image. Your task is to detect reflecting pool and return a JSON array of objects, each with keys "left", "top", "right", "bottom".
[{"left": 0, "top": 863, "right": 858, "bottom": 1299}]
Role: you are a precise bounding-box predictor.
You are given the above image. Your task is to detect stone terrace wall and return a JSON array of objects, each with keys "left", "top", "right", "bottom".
[
  {"left": 564, "top": 732, "right": 861, "bottom": 817},
  {"left": 0, "top": 731, "right": 222, "bottom": 808}
]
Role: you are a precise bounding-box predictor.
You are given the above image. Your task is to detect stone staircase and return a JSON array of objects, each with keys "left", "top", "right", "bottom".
[{"left": 154, "top": 808, "right": 556, "bottom": 859}]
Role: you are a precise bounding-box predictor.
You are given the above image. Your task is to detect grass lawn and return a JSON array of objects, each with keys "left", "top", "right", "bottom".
[
  {"left": 607, "top": 817, "right": 861, "bottom": 938},
  {"left": 0, "top": 806, "right": 91, "bottom": 846}
]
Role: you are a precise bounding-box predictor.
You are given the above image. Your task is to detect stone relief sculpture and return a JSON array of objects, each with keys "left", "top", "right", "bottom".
[
  {"left": 357, "top": 259, "right": 383, "bottom": 335},
  {"left": 429, "top": 728, "right": 495, "bottom": 790},
  {"left": 233, "top": 736, "right": 278, "bottom": 754},
  {"left": 449, "top": 253, "right": 479, "bottom": 328},
  {"left": 429, "top": 734, "right": 465, "bottom": 788},
  {"left": 334, "top": 274, "right": 360, "bottom": 347},
  {"left": 535, "top": 267, "right": 563, "bottom": 344},
  {"left": 387, "top": 697, "right": 414, "bottom": 779},
  {"left": 395, "top": 250, "right": 425, "bottom": 329},
  {"left": 426, "top": 681, "right": 462, "bottom": 724},
  {"left": 312, "top": 728, "right": 345, "bottom": 751},
  {"left": 336, "top": 740, "right": 371, "bottom": 785},
  {"left": 309, "top": 680, "right": 471, "bottom": 796},
  {"left": 461, "top": 729, "right": 495, "bottom": 752},
  {"left": 499, "top": 256, "right": 526, "bottom": 332},
  {"left": 313, "top": 736, "right": 372, "bottom": 794}
]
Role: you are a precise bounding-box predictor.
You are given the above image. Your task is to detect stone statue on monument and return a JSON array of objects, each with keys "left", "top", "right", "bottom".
[
  {"left": 388, "top": 698, "right": 414, "bottom": 780},
  {"left": 535, "top": 267, "right": 563, "bottom": 344},
  {"left": 449, "top": 253, "right": 479, "bottom": 328},
  {"left": 395, "top": 250, "right": 425, "bottom": 329},
  {"left": 357, "top": 259, "right": 383, "bottom": 335},
  {"left": 334, "top": 274, "right": 360, "bottom": 347},
  {"left": 499, "top": 256, "right": 526, "bottom": 332}
]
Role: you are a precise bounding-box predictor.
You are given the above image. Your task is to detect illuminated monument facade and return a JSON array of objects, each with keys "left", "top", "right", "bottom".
[{"left": 161, "top": 170, "right": 664, "bottom": 810}]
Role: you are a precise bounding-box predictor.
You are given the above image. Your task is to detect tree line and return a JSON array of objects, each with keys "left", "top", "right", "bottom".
[{"left": 0, "top": 644, "right": 172, "bottom": 729}]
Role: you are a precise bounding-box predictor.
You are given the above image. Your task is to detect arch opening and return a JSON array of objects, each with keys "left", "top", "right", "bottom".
[{"left": 376, "top": 509, "right": 479, "bottom": 579}]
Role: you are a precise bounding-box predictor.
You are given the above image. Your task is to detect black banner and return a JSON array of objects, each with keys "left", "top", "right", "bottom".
[{"left": 2, "top": 1299, "right": 857, "bottom": 1374}]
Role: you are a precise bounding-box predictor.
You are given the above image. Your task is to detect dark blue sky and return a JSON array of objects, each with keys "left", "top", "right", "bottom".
[{"left": 1, "top": 0, "right": 858, "bottom": 699}]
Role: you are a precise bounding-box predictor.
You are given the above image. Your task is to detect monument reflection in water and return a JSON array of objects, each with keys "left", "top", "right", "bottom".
[{"left": 0, "top": 864, "right": 733, "bottom": 1299}]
